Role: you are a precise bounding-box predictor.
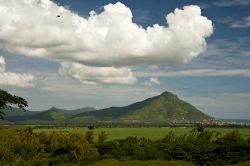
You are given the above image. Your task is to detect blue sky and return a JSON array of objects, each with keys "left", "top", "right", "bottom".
[{"left": 0, "top": 0, "right": 250, "bottom": 119}]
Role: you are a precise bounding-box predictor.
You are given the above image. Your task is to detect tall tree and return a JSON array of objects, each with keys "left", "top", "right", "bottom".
[{"left": 0, "top": 89, "right": 28, "bottom": 119}]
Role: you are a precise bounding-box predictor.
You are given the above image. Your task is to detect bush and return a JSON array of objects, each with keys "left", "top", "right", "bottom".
[
  {"left": 98, "top": 130, "right": 107, "bottom": 144},
  {"left": 85, "top": 130, "right": 94, "bottom": 144}
]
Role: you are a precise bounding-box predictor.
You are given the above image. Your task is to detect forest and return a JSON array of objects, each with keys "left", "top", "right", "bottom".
[{"left": 0, "top": 125, "right": 250, "bottom": 166}]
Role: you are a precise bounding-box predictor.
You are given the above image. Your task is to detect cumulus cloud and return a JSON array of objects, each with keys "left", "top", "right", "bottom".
[
  {"left": 0, "top": 0, "right": 213, "bottom": 84},
  {"left": 0, "top": 56, "right": 36, "bottom": 87},
  {"left": 137, "top": 69, "right": 250, "bottom": 78},
  {"left": 59, "top": 62, "right": 136, "bottom": 85},
  {"left": 144, "top": 77, "right": 160, "bottom": 86}
]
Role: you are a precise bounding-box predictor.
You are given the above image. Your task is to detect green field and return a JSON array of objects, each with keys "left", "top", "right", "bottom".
[{"left": 33, "top": 127, "right": 250, "bottom": 140}]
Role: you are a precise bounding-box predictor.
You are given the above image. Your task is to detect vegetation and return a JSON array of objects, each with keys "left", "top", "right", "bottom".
[
  {"left": 0, "top": 126, "right": 250, "bottom": 165},
  {"left": 0, "top": 89, "right": 28, "bottom": 119},
  {"left": 85, "top": 130, "right": 94, "bottom": 144},
  {"left": 98, "top": 130, "right": 107, "bottom": 143}
]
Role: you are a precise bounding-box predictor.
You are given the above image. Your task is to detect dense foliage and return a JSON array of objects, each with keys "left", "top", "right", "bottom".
[
  {"left": 0, "top": 89, "right": 28, "bottom": 119},
  {"left": 0, "top": 126, "right": 250, "bottom": 165}
]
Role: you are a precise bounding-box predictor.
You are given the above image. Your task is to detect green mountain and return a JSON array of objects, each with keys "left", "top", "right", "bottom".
[
  {"left": 72, "top": 91, "right": 212, "bottom": 122},
  {"left": 61, "top": 107, "right": 96, "bottom": 115},
  {"left": 26, "top": 107, "right": 72, "bottom": 121},
  {"left": 1, "top": 106, "right": 95, "bottom": 122}
]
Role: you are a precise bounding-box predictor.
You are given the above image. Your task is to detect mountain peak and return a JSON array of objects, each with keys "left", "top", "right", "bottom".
[
  {"left": 160, "top": 91, "right": 177, "bottom": 98},
  {"left": 161, "top": 91, "right": 173, "bottom": 95},
  {"left": 49, "top": 106, "right": 61, "bottom": 111}
]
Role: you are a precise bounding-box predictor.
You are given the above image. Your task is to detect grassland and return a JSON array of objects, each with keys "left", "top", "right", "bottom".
[{"left": 33, "top": 127, "right": 250, "bottom": 140}]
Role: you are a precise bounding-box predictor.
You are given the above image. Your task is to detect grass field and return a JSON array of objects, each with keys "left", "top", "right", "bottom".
[{"left": 33, "top": 127, "right": 250, "bottom": 140}]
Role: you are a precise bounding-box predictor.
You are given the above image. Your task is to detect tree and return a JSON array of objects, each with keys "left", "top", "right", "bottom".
[
  {"left": 0, "top": 89, "right": 28, "bottom": 119},
  {"left": 195, "top": 123, "right": 205, "bottom": 132},
  {"left": 98, "top": 130, "right": 107, "bottom": 143},
  {"left": 85, "top": 131, "right": 94, "bottom": 144},
  {"left": 88, "top": 125, "right": 95, "bottom": 130}
]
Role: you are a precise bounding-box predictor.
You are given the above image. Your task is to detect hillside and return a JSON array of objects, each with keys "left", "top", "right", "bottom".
[
  {"left": 27, "top": 107, "right": 71, "bottom": 121},
  {"left": 72, "top": 91, "right": 212, "bottom": 122},
  {"left": 62, "top": 107, "right": 96, "bottom": 115},
  {"left": 2, "top": 107, "right": 37, "bottom": 122},
  {"left": 1, "top": 106, "right": 95, "bottom": 122}
]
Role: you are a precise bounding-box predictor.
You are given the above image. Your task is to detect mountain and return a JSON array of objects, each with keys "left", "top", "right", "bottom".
[
  {"left": 26, "top": 107, "right": 72, "bottom": 121},
  {"left": 25, "top": 106, "right": 96, "bottom": 122},
  {"left": 72, "top": 91, "right": 212, "bottom": 122},
  {"left": 2, "top": 106, "right": 37, "bottom": 116},
  {"left": 1, "top": 107, "right": 37, "bottom": 122},
  {"left": 1, "top": 106, "right": 95, "bottom": 122},
  {"left": 61, "top": 107, "right": 96, "bottom": 115}
]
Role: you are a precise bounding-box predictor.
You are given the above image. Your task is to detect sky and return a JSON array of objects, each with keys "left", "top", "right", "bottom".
[{"left": 0, "top": 0, "right": 250, "bottom": 119}]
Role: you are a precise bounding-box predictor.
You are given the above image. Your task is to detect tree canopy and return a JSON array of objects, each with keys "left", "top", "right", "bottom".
[{"left": 0, "top": 89, "right": 28, "bottom": 119}]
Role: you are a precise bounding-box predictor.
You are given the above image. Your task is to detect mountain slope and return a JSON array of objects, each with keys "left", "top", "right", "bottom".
[
  {"left": 62, "top": 107, "right": 96, "bottom": 115},
  {"left": 1, "top": 106, "right": 95, "bottom": 122},
  {"left": 72, "top": 91, "right": 212, "bottom": 122},
  {"left": 1, "top": 106, "right": 36, "bottom": 116},
  {"left": 26, "top": 107, "right": 71, "bottom": 121},
  {"left": 1, "top": 107, "right": 37, "bottom": 121}
]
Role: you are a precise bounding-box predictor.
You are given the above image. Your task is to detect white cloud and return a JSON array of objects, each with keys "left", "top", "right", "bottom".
[
  {"left": 144, "top": 77, "right": 160, "bottom": 86},
  {"left": 0, "top": 56, "right": 36, "bottom": 87},
  {"left": 216, "top": 16, "right": 250, "bottom": 28},
  {"left": 231, "top": 16, "right": 250, "bottom": 28},
  {"left": 137, "top": 69, "right": 250, "bottom": 78},
  {"left": 59, "top": 62, "right": 136, "bottom": 85},
  {"left": 213, "top": 0, "right": 250, "bottom": 7},
  {"left": 0, "top": 56, "right": 5, "bottom": 73},
  {"left": 0, "top": 0, "right": 213, "bottom": 84}
]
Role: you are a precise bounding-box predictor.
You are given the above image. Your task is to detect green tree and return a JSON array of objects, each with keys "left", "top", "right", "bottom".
[
  {"left": 0, "top": 89, "right": 28, "bottom": 119},
  {"left": 85, "top": 130, "right": 94, "bottom": 144},
  {"left": 98, "top": 130, "right": 107, "bottom": 143}
]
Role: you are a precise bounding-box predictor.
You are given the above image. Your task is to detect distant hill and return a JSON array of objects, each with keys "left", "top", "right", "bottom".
[
  {"left": 1, "top": 107, "right": 37, "bottom": 122},
  {"left": 1, "top": 106, "right": 36, "bottom": 116},
  {"left": 72, "top": 91, "right": 212, "bottom": 122},
  {"left": 61, "top": 107, "right": 96, "bottom": 115},
  {"left": 1, "top": 106, "right": 95, "bottom": 122},
  {"left": 26, "top": 107, "right": 72, "bottom": 121},
  {"left": 25, "top": 106, "right": 96, "bottom": 122}
]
